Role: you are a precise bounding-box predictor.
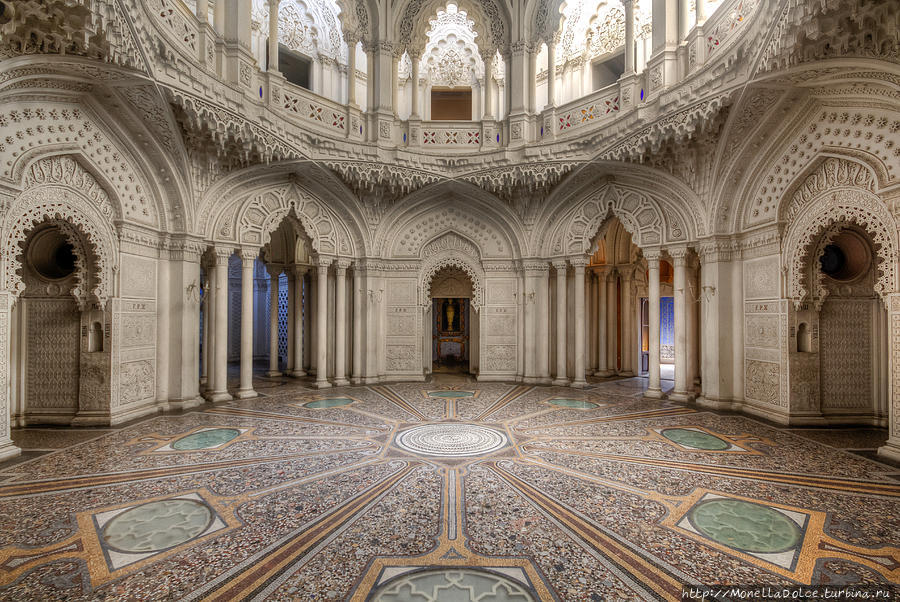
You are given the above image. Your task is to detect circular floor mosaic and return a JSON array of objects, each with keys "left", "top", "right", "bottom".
[
  {"left": 172, "top": 428, "right": 241, "bottom": 450},
  {"left": 427, "top": 390, "right": 475, "bottom": 398},
  {"left": 688, "top": 498, "right": 802, "bottom": 554},
  {"left": 102, "top": 499, "right": 213, "bottom": 553},
  {"left": 661, "top": 428, "right": 730, "bottom": 451},
  {"left": 396, "top": 424, "right": 509, "bottom": 457},
  {"left": 548, "top": 398, "right": 599, "bottom": 409}
]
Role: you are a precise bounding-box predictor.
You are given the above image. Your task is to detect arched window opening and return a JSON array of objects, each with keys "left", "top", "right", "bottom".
[
  {"left": 797, "top": 322, "right": 810, "bottom": 353},
  {"left": 89, "top": 321, "right": 104, "bottom": 353}
]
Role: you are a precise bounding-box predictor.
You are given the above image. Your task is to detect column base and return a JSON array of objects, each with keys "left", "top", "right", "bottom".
[
  {"left": 168, "top": 396, "right": 205, "bottom": 411},
  {"left": 0, "top": 440, "right": 21, "bottom": 463},
  {"left": 644, "top": 388, "right": 665, "bottom": 399},
  {"left": 551, "top": 378, "right": 570, "bottom": 386},
  {"left": 235, "top": 389, "right": 258, "bottom": 399},
  {"left": 290, "top": 370, "right": 307, "bottom": 377},
  {"left": 333, "top": 378, "right": 350, "bottom": 387},
  {"left": 200, "top": 377, "right": 208, "bottom": 386},
  {"left": 618, "top": 370, "right": 635, "bottom": 377},
  {"left": 350, "top": 376, "right": 365, "bottom": 385},
  {"left": 594, "top": 369, "right": 615, "bottom": 377},
  {"left": 207, "top": 391, "right": 233, "bottom": 403},
  {"left": 570, "top": 379, "right": 587, "bottom": 389},
  {"left": 877, "top": 438, "right": 900, "bottom": 464},
  {"left": 313, "top": 380, "right": 332, "bottom": 389},
  {"left": 265, "top": 370, "right": 282, "bottom": 377},
  {"left": 667, "top": 391, "right": 695, "bottom": 403}
]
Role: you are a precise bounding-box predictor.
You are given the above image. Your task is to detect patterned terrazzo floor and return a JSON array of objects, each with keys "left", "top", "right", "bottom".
[{"left": 1, "top": 375, "right": 899, "bottom": 601}]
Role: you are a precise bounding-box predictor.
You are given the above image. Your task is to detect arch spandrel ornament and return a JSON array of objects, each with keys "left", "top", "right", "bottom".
[
  {"left": 547, "top": 185, "right": 682, "bottom": 256},
  {"left": 2, "top": 157, "right": 119, "bottom": 308},
  {"left": 418, "top": 232, "right": 484, "bottom": 309},
  {"left": 219, "top": 184, "right": 355, "bottom": 256}
]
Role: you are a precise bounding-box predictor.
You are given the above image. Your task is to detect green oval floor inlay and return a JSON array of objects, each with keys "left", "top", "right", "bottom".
[
  {"left": 688, "top": 498, "right": 802, "bottom": 554},
  {"left": 103, "top": 499, "right": 213, "bottom": 553},
  {"left": 661, "top": 428, "right": 730, "bottom": 450},
  {"left": 427, "top": 391, "right": 475, "bottom": 398},
  {"left": 548, "top": 398, "right": 599, "bottom": 409},
  {"left": 305, "top": 397, "right": 355, "bottom": 409},
  {"left": 171, "top": 428, "right": 241, "bottom": 450}
]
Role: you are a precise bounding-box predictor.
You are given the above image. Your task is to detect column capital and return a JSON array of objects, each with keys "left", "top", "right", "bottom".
[
  {"left": 314, "top": 256, "right": 334, "bottom": 269},
  {"left": 643, "top": 247, "right": 663, "bottom": 264},
  {"left": 697, "top": 239, "right": 737, "bottom": 263},
  {"left": 593, "top": 264, "right": 611, "bottom": 277},
  {"left": 239, "top": 246, "right": 260, "bottom": 262},
  {"left": 667, "top": 245, "right": 690, "bottom": 265},
  {"left": 290, "top": 264, "right": 309, "bottom": 277},
  {"left": 523, "top": 260, "right": 550, "bottom": 275},
  {"left": 551, "top": 259, "right": 568, "bottom": 271},
  {"left": 212, "top": 245, "right": 233, "bottom": 264},
  {"left": 568, "top": 256, "right": 588, "bottom": 269},
  {"left": 335, "top": 258, "right": 352, "bottom": 272}
]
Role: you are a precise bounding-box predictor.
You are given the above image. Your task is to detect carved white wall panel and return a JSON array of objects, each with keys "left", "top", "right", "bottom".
[
  {"left": 120, "top": 359, "right": 155, "bottom": 405},
  {"left": 743, "top": 255, "right": 780, "bottom": 300},
  {"left": 744, "top": 359, "right": 781, "bottom": 407},
  {"left": 744, "top": 314, "right": 779, "bottom": 349},
  {"left": 486, "top": 279, "right": 516, "bottom": 304},
  {"left": 120, "top": 254, "right": 158, "bottom": 299},
  {"left": 388, "top": 280, "right": 417, "bottom": 306}
]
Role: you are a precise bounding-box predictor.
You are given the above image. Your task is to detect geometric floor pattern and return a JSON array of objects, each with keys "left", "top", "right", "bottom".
[{"left": 1, "top": 377, "right": 899, "bottom": 600}]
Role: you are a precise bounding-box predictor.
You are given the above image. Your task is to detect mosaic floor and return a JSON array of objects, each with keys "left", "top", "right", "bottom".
[{"left": 1, "top": 376, "right": 899, "bottom": 601}]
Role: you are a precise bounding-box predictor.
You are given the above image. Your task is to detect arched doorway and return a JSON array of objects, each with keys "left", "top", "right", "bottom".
[
  {"left": 9, "top": 223, "right": 98, "bottom": 425},
  {"left": 429, "top": 266, "right": 476, "bottom": 374},
  {"left": 800, "top": 225, "right": 889, "bottom": 424}
]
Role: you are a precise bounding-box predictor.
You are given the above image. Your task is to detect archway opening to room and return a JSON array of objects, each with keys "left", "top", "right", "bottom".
[
  {"left": 8, "top": 222, "right": 103, "bottom": 426},
  {"left": 429, "top": 266, "right": 475, "bottom": 374}
]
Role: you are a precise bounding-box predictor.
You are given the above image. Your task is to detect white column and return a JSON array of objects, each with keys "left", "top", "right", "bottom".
[
  {"left": 537, "top": 264, "right": 551, "bottom": 382},
  {"left": 621, "top": 269, "right": 635, "bottom": 376},
  {"left": 645, "top": 249, "right": 663, "bottom": 398},
  {"left": 678, "top": 0, "right": 691, "bottom": 40},
  {"left": 266, "top": 265, "right": 281, "bottom": 376},
  {"left": 410, "top": 54, "right": 420, "bottom": 119},
  {"left": 523, "top": 266, "right": 538, "bottom": 381},
  {"left": 286, "top": 269, "right": 295, "bottom": 373},
  {"left": 527, "top": 45, "right": 537, "bottom": 113},
  {"left": 391, "top": 53, "right": 400, "bottom": 118},
  {"left": 197, "top": 0, "right": 209, "bottom": 65},
  {"left": 291, "top": 266, "right": 306, "bottom": 376},
  {"left": 201, "top": 266, "right": 211, "bottom": 388},
  {"left": 588, "top": 271, "right": 597, "bottom": 373},
  {"left": 308, "top": 273, "right": 317, "bottom": 375},
  {"left": 482, "top": 50, "right": 494, "bottom": 120},
  {"left": 157, "top": 256, "right": 170, "bottom": 404},
  {"left": 267, "top": 0, "right": 280, "bottom": 72},
  {"left": 347, "top": 38, "right": 358, "bottom": 106},
  {"left": 352, "top": 263, "right": 364, "bottom": 383},
  {"left": 237, "top": 248, "right": 258, "bottom": 398},
  {"left": 696, "top": 0, "right": 707, "bottom": 24},
  {"left": 572, "top": 258, "right": 587, "bottom": 387},
  {"left": 552, "top": 260, "right": 568, "bottom": 385},
  {"left": 623, "top": 0, "right": 636, "bottom": 74},
  {"left": 596, "top": 267, "right": 610, "bottom": 376},
  {"left": 333, "top": 259, "right": 350, "bottom": 386},
  {"left": 546, "top": 37, "right": 556, "bottom": 108},
  {"left": 670, "top": 248, "right": 692, "bottom": 401},
  {"left": 210, "top": 247, "right": 232, "bottom": 402},
  {"left": 607, "top": 271, "right": 617, "bottom": 373},
  {"left": 314, "top": 259, "right": 332, "bottom": 388}
]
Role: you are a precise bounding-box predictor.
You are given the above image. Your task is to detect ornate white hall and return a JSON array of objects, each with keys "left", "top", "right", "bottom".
[{"left": 0, "top": 0, "right": 899, "bottom": 598}]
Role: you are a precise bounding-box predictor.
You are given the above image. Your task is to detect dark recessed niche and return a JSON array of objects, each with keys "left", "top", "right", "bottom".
[
  {"left": 819, "top": 229, "right": 871, "bottom": 282},
  {"left": 28, "top": 228, "right": 77, "bottom": 280}
]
